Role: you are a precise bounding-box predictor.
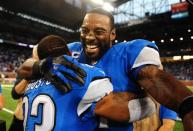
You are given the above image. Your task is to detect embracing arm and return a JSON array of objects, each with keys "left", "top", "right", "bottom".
[
  {"left": 12, "top": 79, "right": 29, "bottom": 99},
  {"left": 158, "top": 119, "right": 175, "bottom": 131},
  {"left": 94, "top": 92, "right": 136, "bottom": 121},
  {"left": 94, "top": 92, "right": 155, "bottom": 122},
  {"left": 137, "top": 65, "right": 192, "bottom": 112},
  {"left": 12, "top": 59, "right": 35, "bottom": 99},
  {"left": 137, "top": 65, "right": 193, "bottom": 130}
]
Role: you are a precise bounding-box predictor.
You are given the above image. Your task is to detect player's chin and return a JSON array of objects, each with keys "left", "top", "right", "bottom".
[{"left": 85, "top": 50, "right": 100, "bottom": 60}]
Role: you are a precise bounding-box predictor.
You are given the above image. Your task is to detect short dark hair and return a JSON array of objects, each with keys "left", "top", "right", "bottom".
[
  {"left": 37, "top": 35, "right": 70, "bottom": 60},
  {"left": 87, "top": 7, "right": 115, "bottom": 29}
]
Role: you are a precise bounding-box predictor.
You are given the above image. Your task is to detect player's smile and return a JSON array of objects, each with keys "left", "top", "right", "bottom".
[
  {"left": 85, "top": 44, "right": 99, "bottom": 49},
  {"left": 84, "top": 43, "right": 100, "bottom": 56}
]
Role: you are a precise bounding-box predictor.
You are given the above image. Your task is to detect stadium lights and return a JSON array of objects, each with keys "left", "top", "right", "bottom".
[
  {"left": 173, "top": 56, "right": 181, "bottom": 60},
  {"left": 17, "top": 13, "right": 75, "bottom": 33},
  {"left": 161, "top": 39, "right": 164, "bottom": 43},
  {"left": 0, "top": 38, "right": 33, "bottom": 48},
  {"left": 183, "top": 55, "right": 193, "bottom": 60},
  {"left": 90, "top": 0, "right": 114, "bottom": 12},
  {"left": 179, "top": 37, "right": 183, "bottom": 41},
  {"left": 0, "top": 39, "right": 3, "bottom": 43},
  {"left": 191, "top": 36, "right": 193, "bottom": 39},
  {"left": 91, "top": 0, "right": 104, "bottom": 5},
  {"left": 170, "top": 38, "right": 174, "bottom": 42},
  {"left": 29, "top": 45, "right": 35, "bottom": 48},
  {"left": 103, "top": 2, "right": 114, "bottom": 12},
  {"left": 18, "top": 43, "right": 28, "bottom": 47}
]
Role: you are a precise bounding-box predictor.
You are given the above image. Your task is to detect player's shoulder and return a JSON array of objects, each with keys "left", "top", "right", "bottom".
[
  {"left": 110, "top": 39, "right": 158, "bottom": 58},
  {"left": 67, "top": 42, "right": 82, "bottom": 58},
  {"left": 67, "top": 41, "right": 82, "bottom": 50},
  {"left": 114, "top": 39, "right": 157, "bottom": 49}
]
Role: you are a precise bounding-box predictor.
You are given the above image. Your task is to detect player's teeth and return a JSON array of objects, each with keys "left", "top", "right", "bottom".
[{"left": 87, "top": 45, "right": 97, "bottom": 48}]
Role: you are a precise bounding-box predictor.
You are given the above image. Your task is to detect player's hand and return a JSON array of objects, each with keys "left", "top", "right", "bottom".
[
  {"left": 44, "top": 56, "right": 87, "bottom": 93},
  {"left": 17, "top": 56, "right": 87, "bottom": 93}
]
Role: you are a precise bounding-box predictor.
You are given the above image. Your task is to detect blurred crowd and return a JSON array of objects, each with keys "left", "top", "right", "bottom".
[
  {"left": 163, "top": 60, "right": 193, "bottom": 80},
  {"left": 0, "top": 44, "right": 193, "bottom": 80},
  {"left": 0, "top": 45, "right": 31, "bottom": 74}
]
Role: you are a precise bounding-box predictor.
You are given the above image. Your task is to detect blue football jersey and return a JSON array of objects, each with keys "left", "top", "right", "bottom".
[
  {"left": 68, "top": 39, "right": 162, "bottom": 131},
  {"left": 23, "top": 55, "right": 113, "bottom": 131}
]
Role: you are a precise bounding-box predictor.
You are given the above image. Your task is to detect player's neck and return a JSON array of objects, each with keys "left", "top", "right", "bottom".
[{"left": 91, "top": 60, "right": 97, "bottom": 65}]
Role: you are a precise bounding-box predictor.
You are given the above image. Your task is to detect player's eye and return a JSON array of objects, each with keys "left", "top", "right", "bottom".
[
  {"left": 94, "top": 29, "right": 107, "bottom": 36},
  {"left": 80, "top": 28, "right": 89, "bottom": 35}
]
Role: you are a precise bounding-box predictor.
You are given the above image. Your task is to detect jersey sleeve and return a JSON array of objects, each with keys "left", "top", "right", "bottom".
[
  {"left": 77, "top": 77, "right": 113, "bottom": 117},
  {"left": 125, "top": 39, "right": 162, "bottom": 79},
  {"left": 125, "top": 39, "right": 161, "bottom": 70},
  {"left": 131, "top": 46, "right": 161, "bottom": 69},
  {"left": 159, "top": 105, "right": 177, "bottom": 120}
]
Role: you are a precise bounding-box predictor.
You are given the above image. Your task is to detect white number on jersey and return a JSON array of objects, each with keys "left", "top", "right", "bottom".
[{"left": 23, "top": 95, "right": 56, "bottom": 131}]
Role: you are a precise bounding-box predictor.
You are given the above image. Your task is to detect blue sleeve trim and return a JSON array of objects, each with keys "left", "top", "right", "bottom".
[{"left": 159, "top": 105, "right": 177, "bottom": 120}]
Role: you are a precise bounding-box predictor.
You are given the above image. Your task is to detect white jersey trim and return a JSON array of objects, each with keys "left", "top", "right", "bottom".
[
  {"left": 132, "top": 47, "right": 161, "bottom": 69},
  {"left": 77, "top": 78, "right": 113, "bottom": 116}
]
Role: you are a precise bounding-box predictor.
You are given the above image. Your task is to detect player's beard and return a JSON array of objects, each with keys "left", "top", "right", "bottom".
[
  {"left": 83, "top": 41, "right": 111, "bottom": 63},
  {"left": 97, "top": 41, "right": 111, "bottom": 60}
]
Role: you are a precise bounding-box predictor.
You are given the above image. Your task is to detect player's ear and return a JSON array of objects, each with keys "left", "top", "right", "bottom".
[{"left": 110, "top": 28, "right": 116, "bottom": 41}]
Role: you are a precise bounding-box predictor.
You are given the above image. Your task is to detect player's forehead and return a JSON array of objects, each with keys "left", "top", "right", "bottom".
[{"left": 81, "top": 13, "right": 111, "bottom": 30}]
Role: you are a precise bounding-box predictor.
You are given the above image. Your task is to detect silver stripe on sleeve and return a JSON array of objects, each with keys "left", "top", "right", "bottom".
[
  {"left": 77, "top": 78, "right": 113, "bottom": 116},
  {"left": 132, "top": 47, "right": 161, "bottom": 69}
]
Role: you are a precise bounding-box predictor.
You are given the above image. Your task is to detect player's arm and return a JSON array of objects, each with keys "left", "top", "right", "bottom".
[
  {"left": 137, "top": 65, "right": 193, "bottom": 130},
  {"left": 128, "top": 43, "right": 193, "bottom": 123},
  {"left": 13, "top": 58, "right": 34, "bottom": 99},
  {"left": 12, "top": 78, "right": 29, "bottom": 99},
  {"left": 127, "top": 41, "right": 193, "bottom": 130},
  {"left": 94, "top": 92, "right": 155, "bottom": 122},
  {"left": 78, "top": 76, "right": 155, "bottom": 122},
  {"left": 137, "top": 65, "right": 192, "bottom": 112},
  {"left": 158, "top": 119, "right": 175, "bottom": 131},
  {"left": 94, "top": 92, "right": 136, "bottom": 121},
  {"left": 158, "top": 105, "right": 177, "bottom": 131},
  {"left": 182, "top": 111, "right": 193, "bottom": 131}
]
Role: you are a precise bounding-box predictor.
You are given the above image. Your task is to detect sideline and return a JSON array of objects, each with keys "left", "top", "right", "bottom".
[{"left": 2, "top": 108, "right": 14, "bottom": 114}]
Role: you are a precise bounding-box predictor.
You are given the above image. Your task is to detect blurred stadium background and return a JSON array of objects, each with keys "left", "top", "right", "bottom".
[{"left": 0, "top": 0, "right": 193, "bottom": 130}]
